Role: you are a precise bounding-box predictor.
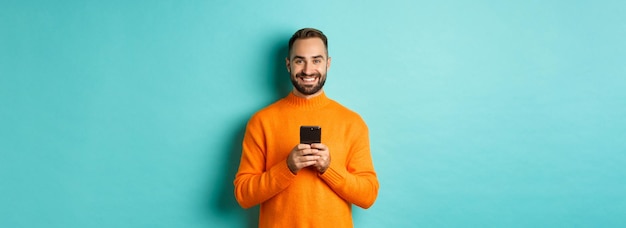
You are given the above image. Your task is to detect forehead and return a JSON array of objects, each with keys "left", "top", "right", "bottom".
[{"left": 290, "top": 38, "right": 327, "bottom": 58}]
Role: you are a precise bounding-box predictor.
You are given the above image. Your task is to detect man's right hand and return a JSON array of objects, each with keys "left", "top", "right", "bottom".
[{"left": 286, "top": 144, "right": 320, "bottom": 174}]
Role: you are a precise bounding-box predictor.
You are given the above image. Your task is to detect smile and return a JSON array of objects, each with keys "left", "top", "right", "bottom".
[
  {"left": 302, "top": 77, "right": 316, "bottom": 82},
  {"left": 298, "top": 75, "right": 319, "bottom": 84}
]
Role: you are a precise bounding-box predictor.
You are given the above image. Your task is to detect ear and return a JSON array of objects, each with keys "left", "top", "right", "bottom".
[
  {"left": 326, "top": 56, "right": 332, "bottom": 70},
  {"left": 285, "top": 57, "right": 291, "bottom": 72}
]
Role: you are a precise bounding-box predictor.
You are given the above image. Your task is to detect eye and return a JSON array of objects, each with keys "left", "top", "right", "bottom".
[
  {"left": 313, "top": 59, "right": 321, "bottom": 64},
  {"left": 294, "top": 59, "right": 303, "bottom": 64}
]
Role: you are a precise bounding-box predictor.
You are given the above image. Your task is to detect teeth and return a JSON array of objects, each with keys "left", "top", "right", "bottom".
[{"left": 302, "top": 77, "right": 316, "bottom": 82}]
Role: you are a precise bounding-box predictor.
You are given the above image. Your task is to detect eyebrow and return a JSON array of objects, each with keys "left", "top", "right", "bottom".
[{"left": 293, "top": 55, "right": 325, "bottom": 60}]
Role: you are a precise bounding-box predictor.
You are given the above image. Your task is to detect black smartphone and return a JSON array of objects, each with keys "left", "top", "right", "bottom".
[{"left": 300, "top": 126, "right": 321, "bottom": 144}]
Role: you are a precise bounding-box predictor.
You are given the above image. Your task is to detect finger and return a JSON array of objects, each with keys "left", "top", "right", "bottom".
[
  {"left": 296, "top": 157, "right": 317, "bottom": 166},
  {"left": 310, "top": 150, "right": 327, "bottom": 159},
  {"left": 299, "top": 149, "right": 309, "bottom": 156},
  {"left": 311, "top": 143, "right": 327, "bottom": 150},
  {"left": 301, "top": 161, "right": 317, "bottom": 167},
  {"left": 297, "top": 144, "right": 312, "bottom": 150},
  {"left": 307, "top": 149, "right": 319, "bottom": 156},
  {"left": 299, "top": 155, "right": 320, "bottom": 162},
  {"left": 301, "top": 148, "right": 318, "bottom": 156}
]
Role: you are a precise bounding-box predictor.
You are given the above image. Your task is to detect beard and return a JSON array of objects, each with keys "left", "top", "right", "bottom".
[{"left": 290, "top": 71, "right": 326, "bottom": 96}]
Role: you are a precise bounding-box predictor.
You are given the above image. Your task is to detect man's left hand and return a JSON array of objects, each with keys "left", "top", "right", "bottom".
[{"left": 310, "top": 143, "right": 330, "bottom": 173}]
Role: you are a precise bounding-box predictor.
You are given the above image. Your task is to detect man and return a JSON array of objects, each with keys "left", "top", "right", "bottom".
[{"left": 234, "top": 28, "right": 379, "bottom": 227}]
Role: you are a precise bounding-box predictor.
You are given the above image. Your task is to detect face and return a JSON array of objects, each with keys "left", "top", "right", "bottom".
[{"left": 286, "top": 38, "right": 331, "bottom": 97}]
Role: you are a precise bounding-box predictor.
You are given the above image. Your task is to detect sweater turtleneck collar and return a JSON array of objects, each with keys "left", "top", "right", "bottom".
[{"left": 284, "top": 91, "right": 331, "bottom": 110}]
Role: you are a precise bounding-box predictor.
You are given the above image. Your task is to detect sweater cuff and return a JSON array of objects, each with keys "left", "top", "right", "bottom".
[
  {"left": 269, "top": 160, "right": 297, "bottom": 188},
  {"left": 319, "top": 162, "right": 347, "bottom": 188}
]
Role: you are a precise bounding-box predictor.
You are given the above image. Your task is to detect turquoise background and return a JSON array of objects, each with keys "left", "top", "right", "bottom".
[{"left": 2, "top": 0, "right": 625, "bottom": 227}]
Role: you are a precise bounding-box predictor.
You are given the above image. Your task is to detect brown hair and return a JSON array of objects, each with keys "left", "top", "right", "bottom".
[{"left": 288, "top": 28, "right": 328, "bottom": 57}]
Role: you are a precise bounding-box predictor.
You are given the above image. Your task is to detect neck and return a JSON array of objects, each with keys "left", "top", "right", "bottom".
[
  {"left": 285, "top": 89, "right": 330, "bottom": 110},
  {"left": 292, "top": 88, "right": 324, "bottom": 99}
]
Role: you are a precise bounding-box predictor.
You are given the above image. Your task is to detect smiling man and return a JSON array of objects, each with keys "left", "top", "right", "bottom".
[
  {"left": 234, "top": 28, "right": 379, "bottom": 227},
  {"left": 288, "top": 36, "right": 328, "bottom": 98}
]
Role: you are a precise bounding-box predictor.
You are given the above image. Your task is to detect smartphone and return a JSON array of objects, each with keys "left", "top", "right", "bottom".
[{"left": 300, "top": 126, "right": 321, "bottom": 144}]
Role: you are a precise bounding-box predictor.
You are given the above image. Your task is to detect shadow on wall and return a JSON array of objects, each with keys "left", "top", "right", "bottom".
[
  {"left": 211, "top": 37, "right": 290, "bottom": 227},
  {"left": 270, "top": 39, "right": 292, "bottom": 98}
]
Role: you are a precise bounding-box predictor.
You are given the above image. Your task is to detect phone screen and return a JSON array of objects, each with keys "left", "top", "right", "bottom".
[{"left": 300, "top": 126, "right": 321, "bottom": 144}]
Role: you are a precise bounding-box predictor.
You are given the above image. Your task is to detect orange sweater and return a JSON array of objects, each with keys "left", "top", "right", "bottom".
[{"left": 234, "top": 92, "right": 379, "bottom": 227}]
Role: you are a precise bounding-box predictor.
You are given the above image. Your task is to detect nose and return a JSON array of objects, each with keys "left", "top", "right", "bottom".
[{"left": 303, "top": 62, "right": 315, "bottom": 75}]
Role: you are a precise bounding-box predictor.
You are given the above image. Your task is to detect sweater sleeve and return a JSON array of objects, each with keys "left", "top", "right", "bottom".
[
  {"left": 233, "top": 116, "right": 296, "bottom": 208},
  {"left": 319, "top": 122, "right": 379, "bottom": 209}
]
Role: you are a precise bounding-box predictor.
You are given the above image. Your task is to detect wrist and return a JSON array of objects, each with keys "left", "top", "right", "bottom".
[
  {"left": 318, "top": 164, "right": 329, "bottom": 174},
  {"left": 287, "top": 160, "right": 297, "bottom": 174}
]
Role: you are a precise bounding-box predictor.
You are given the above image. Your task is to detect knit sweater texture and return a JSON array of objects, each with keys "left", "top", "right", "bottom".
[{"left": 234, "top": 92, "right": 379, "bottom": 228}]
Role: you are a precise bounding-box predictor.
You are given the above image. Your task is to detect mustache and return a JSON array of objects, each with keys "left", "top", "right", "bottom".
[{"left": 296, "top": 72, "right": 321, "bottom": 77}]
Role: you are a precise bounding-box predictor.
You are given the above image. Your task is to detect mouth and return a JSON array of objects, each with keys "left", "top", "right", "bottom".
[{"left": 297, "top": 75, "right": 319, "bottom": 85}]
